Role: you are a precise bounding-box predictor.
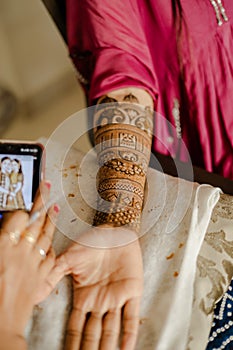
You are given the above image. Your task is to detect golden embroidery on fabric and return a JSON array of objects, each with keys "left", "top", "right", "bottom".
[
  {"left": 197, "top": 255, "right": 226, "bottom": 315},
  {"left": 204, "top": 230, "right": 233, "bottom": 259},
  {"left": 222, "top": 260, "right": 233, "bottom": 287},
  {"left": 211, "top": 194, "right": 233, "bottom": 222},
  {"left": 197, "top": 228, "right": 233, "bottom": 315}
]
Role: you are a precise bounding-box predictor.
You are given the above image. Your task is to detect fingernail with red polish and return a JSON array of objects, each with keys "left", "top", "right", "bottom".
[
  {"left": 54, "top": 204, "right": 60, "bottom": 213},
  {"left": 45, "top": 181, "right": 51, "bottom": 189}
]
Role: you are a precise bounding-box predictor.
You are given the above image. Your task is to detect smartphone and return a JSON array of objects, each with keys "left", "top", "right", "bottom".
[{"left": 0, "top": 141, "right": 44, "bottom": 212}]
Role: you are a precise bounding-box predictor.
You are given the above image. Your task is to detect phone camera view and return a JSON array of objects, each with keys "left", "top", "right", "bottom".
[{"left": 0, "top": 154, "right": 34, "bottom": 211}]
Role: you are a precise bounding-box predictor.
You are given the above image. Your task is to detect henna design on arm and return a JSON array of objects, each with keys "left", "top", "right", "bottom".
[{"left": 93, "top": 92, "right": 153, "bottom": 232}]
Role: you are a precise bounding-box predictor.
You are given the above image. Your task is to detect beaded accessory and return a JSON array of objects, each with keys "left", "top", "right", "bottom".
[
  {"left": 207, "top": 279, "right": 233, "bottom": 350},
  {"left": 209, "top": 0, "right": 228, "bottom": 26}
]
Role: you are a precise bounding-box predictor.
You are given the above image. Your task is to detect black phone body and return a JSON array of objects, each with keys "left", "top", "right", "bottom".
[{"left": 0, "top": 141, "right": 44, "bottom": 212}]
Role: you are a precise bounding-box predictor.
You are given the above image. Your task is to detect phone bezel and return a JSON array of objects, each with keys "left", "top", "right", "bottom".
[{"left": 0, "top": 141, "right": 44, "bottom": 211}]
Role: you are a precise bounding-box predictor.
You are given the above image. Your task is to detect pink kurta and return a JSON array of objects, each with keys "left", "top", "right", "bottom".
[{"left": 66, "top": 0, "right": 233, "bottom": 179}]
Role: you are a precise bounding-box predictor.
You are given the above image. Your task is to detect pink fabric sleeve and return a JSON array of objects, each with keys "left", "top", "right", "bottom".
[{"left": 66, "top": 0, "right": 158, "bottom": 104}]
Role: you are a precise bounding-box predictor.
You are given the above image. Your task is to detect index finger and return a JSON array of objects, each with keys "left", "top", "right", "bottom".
[
  {"left": 26, "top": 181, "right": 51, "bottom": 239},
  {"left": 65, "top": 306, "right": 87, "bottom": 350},
  {"left": 121, "top": 298, "right": 140, "bottom": 350}
]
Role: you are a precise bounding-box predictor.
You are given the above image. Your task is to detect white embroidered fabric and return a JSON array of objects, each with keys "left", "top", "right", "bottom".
[{"left": 26, "top": 139, "right": 226, "bottom": 350}]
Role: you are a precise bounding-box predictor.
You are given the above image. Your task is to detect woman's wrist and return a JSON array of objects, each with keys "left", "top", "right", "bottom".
[{"left": 93, "top": 89, "right": 154, "bottom": 232}]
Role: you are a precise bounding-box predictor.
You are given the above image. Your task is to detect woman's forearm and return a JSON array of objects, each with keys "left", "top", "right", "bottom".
[{"left": 93, "top": 87, "right": 154, "bottom": 232}]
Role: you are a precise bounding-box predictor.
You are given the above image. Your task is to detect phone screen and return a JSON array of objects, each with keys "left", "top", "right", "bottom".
[{"left": 0, "top": 143, "right": 43, "bottom": 211}]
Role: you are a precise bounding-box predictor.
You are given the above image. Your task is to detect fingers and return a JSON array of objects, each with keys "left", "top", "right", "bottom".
[
  {"left": 38, "top": 248, "right": 73, "bottom": 301},
  {"left": 0, "top": 181, "right": 61, "bottom": 308},
  {"left": 81, "top": 312, "right": 102, "bottom": 350},
  {"left": 55, "top": 251, "right": 72, "bottom": 275},
  {"left": 1, "top": 210, "right": 29, "bottom": 234},
  {"left": 31, "top": 181, "right": 51, "bottom": 213},
  {"left": 1, "top": 181, "right": 59, "bottom": 269},
  {"left": 39, "top": 248, "right": 56, "bottom": 276},
  {"left": 20, "top": 183, "right": 58, "bottom": 258},
  {"left": 53, "top": 242, "right": 86, "bottom": 276},
  {"left": 40, "top": 256, "right": 69, "bottom": 296},
  {"left": 121, "top": 298, "right": 140, "bottom": 350},
  {"left": 65, "top": 307, "right": 87, "bottom": 350},
  {"left": 34, "top": 248, "right": 59, "bottom": 304},
  {"left": 66, "top": 304, "right": 135, "bottom": 350},
  {"left": 26, "top": 181, "right": 51, "bottom": 240},
  {"left": 100, "top": 309, "right": 121, "bottom": 350},
  {"left": 0, "top": 182, "right": 52, "bottom": 247},
  {"left": 0, "top": 210, "right": 29, "bottom": 245},
  {"left": 36, "top": 204, "right": 60, "bottom": 254},
  {"left": 29, "top": 203, "right": 59, "bottom": 273}
]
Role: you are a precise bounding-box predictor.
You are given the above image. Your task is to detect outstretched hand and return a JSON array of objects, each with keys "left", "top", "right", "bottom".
[{"left": 46, "top": 225, "right": 143, "bottom": 350}]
